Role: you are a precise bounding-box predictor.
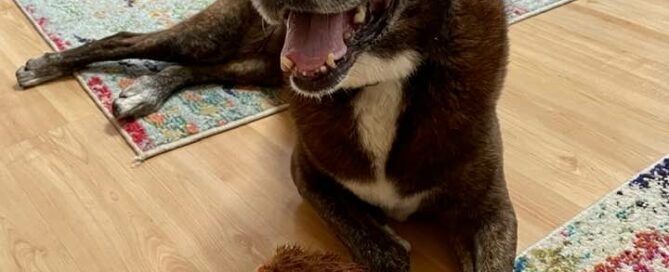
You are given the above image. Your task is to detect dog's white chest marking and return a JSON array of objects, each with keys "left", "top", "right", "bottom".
[{"left": 340, "top": 80, "right": 430, "bottom": 221}]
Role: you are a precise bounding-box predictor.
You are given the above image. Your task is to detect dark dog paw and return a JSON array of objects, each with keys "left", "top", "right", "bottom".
[
  {"left": 354, "top": 240, "right": 411, "bottom": 272},
  {"left": 16, "top": 53, "right": 69, "bottom": 89}
]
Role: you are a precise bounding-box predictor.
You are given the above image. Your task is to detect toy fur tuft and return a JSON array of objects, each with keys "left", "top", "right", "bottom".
[{"left": 257, "top": 245, "right": 368, "bottom": 272}]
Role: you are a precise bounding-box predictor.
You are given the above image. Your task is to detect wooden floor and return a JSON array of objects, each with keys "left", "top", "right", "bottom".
[{"left": 1, "top": 0, "right": 668, "bottom": 271}]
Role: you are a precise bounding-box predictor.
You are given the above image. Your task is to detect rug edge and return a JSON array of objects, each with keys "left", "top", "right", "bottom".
[
  {"left": 508, "top": 0, "right": 576, "bottom": 24},
  {"left": 134, "top": 104, "right": 290, "bottom": 162},
  {"left": 516, "top": 155, "right": 669, "bottom": 257}
]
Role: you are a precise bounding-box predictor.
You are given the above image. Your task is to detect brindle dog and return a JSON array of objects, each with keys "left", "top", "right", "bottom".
[{"left": 16, "top": 0, "right": 516, "bottom": 271}]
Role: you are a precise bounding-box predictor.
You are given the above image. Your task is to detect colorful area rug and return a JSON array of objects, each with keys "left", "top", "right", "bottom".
[
  {"left": 515, "top": 156, "right": 669, "bottom": 272},
  {"left": 14, "top": 0, "right": 573, "bottom": 161}
]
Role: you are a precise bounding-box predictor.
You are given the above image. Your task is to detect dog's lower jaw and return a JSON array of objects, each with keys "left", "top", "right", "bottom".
[{"left": 288, "top": 76, "right": 343, "bottom": 99}]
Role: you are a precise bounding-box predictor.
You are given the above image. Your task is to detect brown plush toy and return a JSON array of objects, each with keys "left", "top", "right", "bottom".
[{"left": 257, "top": 245, "right": 368, "bottom": 272}]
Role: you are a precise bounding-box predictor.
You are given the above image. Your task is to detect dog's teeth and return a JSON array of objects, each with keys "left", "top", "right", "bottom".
[
  {"left": 320, "top": 66, "right": 328, "bottom": 73},
  {"left": 280, "top": 56, "right": 294, "bottom": 72},
  {"left": 354, "top": 6, "right": 366, "bottom": 24},
  {"left": 302, "top": 71, "right": 308, "bottom": 77},
  {"left": 326, "top": 53, "right": 337, "bottom": 69}
]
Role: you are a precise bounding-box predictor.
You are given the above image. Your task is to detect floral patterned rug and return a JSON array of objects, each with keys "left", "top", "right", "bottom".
[
  {"left": 13, "top": 0, "right": 574, "bottom": 161},
  {"left": 515, "top": 156, "right": 669, "bottom": 272}
]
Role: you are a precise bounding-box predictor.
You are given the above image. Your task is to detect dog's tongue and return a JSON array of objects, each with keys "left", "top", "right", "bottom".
[{"left": 282, "top": 12, "right": 349, "bottom": 72}]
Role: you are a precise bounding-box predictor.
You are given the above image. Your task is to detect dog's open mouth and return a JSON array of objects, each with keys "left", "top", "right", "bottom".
[{"left": 280, "top": 0, "right": 393, "bottom": 94}]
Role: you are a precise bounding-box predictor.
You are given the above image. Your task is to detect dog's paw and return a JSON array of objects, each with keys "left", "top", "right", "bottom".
[
  {"left": 16, "top": 53, "right": 69, "bottom": 89},
  {"left": 353, "top": 233, "right": 411, "bottom": 272},
  {"left": 367, "top": 245, "right": 411, "bottom": 272},
  {"left": 112, "top": 76, "right": 169, "bottom": 119}
]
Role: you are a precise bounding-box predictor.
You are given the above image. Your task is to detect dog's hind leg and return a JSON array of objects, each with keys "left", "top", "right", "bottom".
[
  {"left": 16, "top": 0, "right": 258, "bottom": 89},
  {"left": 112, "top": 55, "right": 282, "bottom": 118}
]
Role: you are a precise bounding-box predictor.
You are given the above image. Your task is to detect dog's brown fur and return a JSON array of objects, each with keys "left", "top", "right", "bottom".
[{"left": 16, "top": 0, "right": 516, "bottom": 271}]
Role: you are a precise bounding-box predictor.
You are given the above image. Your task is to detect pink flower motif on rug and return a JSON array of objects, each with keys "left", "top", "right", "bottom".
[
  {"left": 121, "top": 120, "right": 153, "bottom": 151},
  {"left": 87, "top": 76, "right": 113, "bottom": 111},
  {"left": 26, "top": 5, "right": 71, "bottom": 51},
  {"left": 593, "top": 230, "right": 669, "bottom": 272}
]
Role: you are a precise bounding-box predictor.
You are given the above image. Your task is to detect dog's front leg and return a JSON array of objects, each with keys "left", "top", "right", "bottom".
[
  {"left": 474, "top": 206, "right": 517, "bottom": 272},
  {"left": 449, "top": 182, "right": 517, "bottom": 272},
  {"left": 291, "top": 146, "right": 411, "bottom": 272}
]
